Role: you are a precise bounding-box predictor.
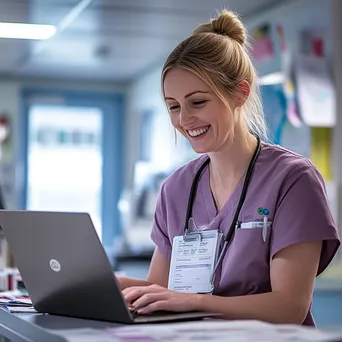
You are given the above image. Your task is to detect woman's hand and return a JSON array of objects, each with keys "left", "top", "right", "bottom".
[
  {"left": 115, "top": 275, "right": 153, "bottom": 290},
  {"left": 122, "top": 284, "right": 200, "bottom": 314}
]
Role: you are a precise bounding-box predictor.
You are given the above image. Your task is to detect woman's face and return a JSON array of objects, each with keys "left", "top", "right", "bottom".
[{"left": 163, "top": 68, "right": 238, "bottom": 154}]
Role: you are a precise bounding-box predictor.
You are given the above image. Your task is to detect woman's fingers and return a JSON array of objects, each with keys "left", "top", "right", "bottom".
[
  {"left": 122, "top": 287, "right": 144, "bottom": 304},
  {"left": 137, "top": 300, "right": 169, "bottom": 314},
  {"left": 131, "top": 292, "right": 167, "bottom": 311},
  {"left": 123, "top": 286, "right": 195, "bottom": 315},
  {"left": 122, "top": 285, "right": 164, "bottom": 305}
]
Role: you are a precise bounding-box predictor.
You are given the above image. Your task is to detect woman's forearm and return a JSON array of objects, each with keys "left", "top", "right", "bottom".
[
  {"left": 117, "top": 276, "right": 154, "bottom": 290},
  {"left": 193, "top": 291, "right": 307, "bottom": 324}
]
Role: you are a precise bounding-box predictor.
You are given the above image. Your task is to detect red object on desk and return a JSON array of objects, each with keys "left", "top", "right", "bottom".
[{"left": 8, "top": 274, "right": 13, "bottom": 291}]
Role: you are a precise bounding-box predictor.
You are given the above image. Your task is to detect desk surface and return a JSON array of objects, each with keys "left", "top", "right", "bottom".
[
  {"left": 2, "top": 310, "right": 342, "bottom": 341},
  {"left": 0, "top": 309, "right": 119, "bottom": 342},
  {"left": 1, "top": 308, "right": 342, "bottom": 342}
]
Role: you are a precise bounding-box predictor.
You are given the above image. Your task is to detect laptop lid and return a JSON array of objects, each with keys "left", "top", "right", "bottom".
[{"left": 0, "top": 210, "right": 134, "bottom": 324}]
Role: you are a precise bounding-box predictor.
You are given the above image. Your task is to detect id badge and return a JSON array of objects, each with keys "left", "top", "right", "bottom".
[{"left": 168, "top": 230, "right": 222, "bottom": 294}]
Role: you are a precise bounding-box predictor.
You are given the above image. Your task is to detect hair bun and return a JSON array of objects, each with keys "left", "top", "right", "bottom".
[{"left": 194, "top": 9, "right": 247, "bottom": 47}]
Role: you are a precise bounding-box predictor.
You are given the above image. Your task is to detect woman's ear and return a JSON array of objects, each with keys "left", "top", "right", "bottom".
[{"left": 236, "top": 80, "right": 250, "bottom": 107}]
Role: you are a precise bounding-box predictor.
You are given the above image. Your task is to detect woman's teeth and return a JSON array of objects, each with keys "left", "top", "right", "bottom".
[{"left": 187, "top": 126, "right": 210, "bottom": 137}]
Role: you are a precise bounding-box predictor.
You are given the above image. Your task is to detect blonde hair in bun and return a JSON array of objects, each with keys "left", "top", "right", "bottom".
[{"left": 194, "top": 9, "right": 247, "bottom": 47}]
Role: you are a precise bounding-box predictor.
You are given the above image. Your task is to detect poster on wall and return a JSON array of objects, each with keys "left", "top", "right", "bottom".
[
  {"left": 295, "top": 54, "right": 336, "bottom": 127},
  {"left": 251, "top": 24, "right": 274, "bottom": 62},
  {"left": 261, "top": 84, "right": 286, "bottom": 144},
  {"left": 295, "top": 30, "right": 336, "bottom": 127}
]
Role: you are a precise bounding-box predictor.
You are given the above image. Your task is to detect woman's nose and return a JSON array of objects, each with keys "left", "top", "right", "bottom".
[{"left": 179, "top": 109, "right": 194, "bottom": 127}]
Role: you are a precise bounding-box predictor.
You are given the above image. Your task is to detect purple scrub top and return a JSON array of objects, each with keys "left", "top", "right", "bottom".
[{"left": 150, "top": 143, "right": 341, "bottom": 326}]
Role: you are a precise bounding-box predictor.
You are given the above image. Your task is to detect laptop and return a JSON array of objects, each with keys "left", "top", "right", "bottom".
[{"left": 0, "top": 210, "right": 219, "bottom": 324}]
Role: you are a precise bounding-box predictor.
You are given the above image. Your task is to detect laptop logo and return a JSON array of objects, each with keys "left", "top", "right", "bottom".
[{"left": 49, "top": 259, "right": 61, "bottom": 272}]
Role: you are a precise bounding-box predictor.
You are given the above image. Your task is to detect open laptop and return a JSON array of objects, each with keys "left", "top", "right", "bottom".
[{"left": 0, "top": 210, "right": 219, "bottom": 324}]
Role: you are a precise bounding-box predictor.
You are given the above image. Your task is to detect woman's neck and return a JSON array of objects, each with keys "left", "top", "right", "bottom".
[{"left": 208, "top": 130, "right": 258, "bottom": 190}]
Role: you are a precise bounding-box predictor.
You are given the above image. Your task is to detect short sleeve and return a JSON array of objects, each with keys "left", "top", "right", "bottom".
[
  {"left": 150, "top": 182, "right": 172, "bottom": 260},
  {"left": 270, "top": 163, "right": 340, "bottom": 275}
]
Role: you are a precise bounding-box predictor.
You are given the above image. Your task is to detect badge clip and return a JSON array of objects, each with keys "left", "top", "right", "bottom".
[{"left": 184, "top": 218, "right": 202, "bottom": 242}]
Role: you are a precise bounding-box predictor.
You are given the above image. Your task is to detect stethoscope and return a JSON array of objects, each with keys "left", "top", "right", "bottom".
[{"left": 183, "top": 135, "right": 261, "bottom": 291}]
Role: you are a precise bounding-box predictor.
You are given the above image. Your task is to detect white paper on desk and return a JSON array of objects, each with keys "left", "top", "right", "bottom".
[
  {"left": 5, "top": 306, "right": 37, "bottom": 313},
  {"left": 0, "top": 299, "right": 10, "bottom": 304},
  {"left": 0, "top": 290, "right": 22, "bottom": 298},
  {"left": 168, "top": 230, "right": 222, "bottom": 294},
  {"left": 51, "top": 322, "right": 342, "bottom": 342},
  {"left": 15, "top": 298, "right": 32, "bottom": 305},
  {"left": 105, "top": 320, "right": 342, "bottom": 342},
  {"left": 0, "top": 298, "right": 32, "bottom": 305}
]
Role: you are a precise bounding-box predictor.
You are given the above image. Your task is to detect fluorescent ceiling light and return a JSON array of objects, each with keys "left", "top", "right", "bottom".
[
  {"left": 0, "top": 22, "right": 56, "bottom": 40},
  {"left": 259, "top": 72, "right": 284, "bottom": 86}
]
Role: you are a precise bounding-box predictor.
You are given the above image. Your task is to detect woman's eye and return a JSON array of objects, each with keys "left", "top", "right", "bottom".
[
  {"left": 169, "top": 105, "right": 180, "bottom": 111},
  {"left": 193, "top": 100, "right": 207, "bottom": 106}
]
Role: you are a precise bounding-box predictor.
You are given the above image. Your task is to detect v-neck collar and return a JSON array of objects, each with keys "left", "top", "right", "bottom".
[{"left": 200, "top": 161, "right": 246, "bottom": 224}]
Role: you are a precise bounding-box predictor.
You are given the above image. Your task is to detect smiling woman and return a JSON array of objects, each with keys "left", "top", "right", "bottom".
[{"left": 117, "top": 9, "right": 340, "bottom": 326}]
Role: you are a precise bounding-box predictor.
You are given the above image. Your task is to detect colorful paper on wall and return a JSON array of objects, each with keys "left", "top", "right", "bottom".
[
  {"left": 261, "top": 84, "right": 311, "bottom": 159},
  {"left": 310, "top": 127, "right": 332, "bottom": 181},
  {"left": 295, "top": 55, "right": 336, "bottom": 127},
  {"left": 261, "top": 84, "right": 287, "bottom": 144},
  {"left": 251, "top": 24, "right": 274, "bottom": 62}
]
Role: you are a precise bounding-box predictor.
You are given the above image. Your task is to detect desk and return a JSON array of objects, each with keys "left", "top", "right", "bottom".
[
  {"left": 1, "top": 309, "right": 342, "bottom": 342},
  {"left": 0, "top": 309, "right": 118, "bottom": 342}
]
